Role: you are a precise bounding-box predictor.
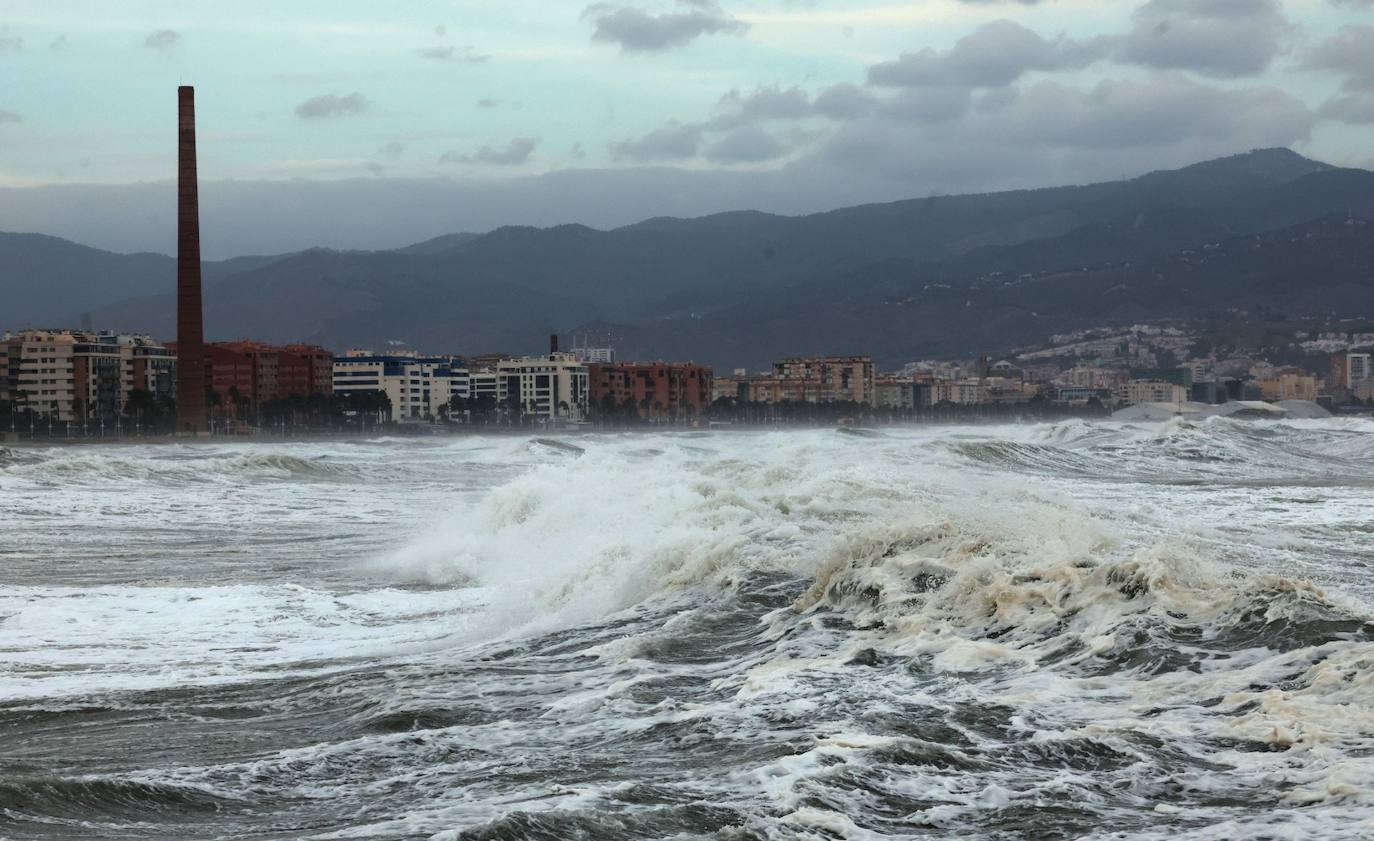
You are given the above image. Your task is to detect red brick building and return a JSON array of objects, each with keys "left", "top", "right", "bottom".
[
  {"left": 588, "top": 362, "right": 712, "bottom": 422},
  {"left": 169, "top": 340, "right": 333, "bottom": 415}
]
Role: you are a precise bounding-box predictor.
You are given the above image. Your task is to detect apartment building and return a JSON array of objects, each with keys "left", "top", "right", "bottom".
[
  {"left": 1115, "top": 379, "right": 1189, "bottom": 406},
  {"left": 1257, "top": 371, "right": 1319, "bottom": 402},
  {"left": 333, "top": 350, "right": 469, "bottom": 421},
  {"left": 587, "top": 361, "right": 712, "bottom": 421},
  {"left": 772, "top": 356, "right": 876, "bottom": 406},
  {"left": 1, "top": 330, "right": 170, "bottom": 422},
  {"left": 167, "top": 340, "right": 334, "bottom": 415},
  {"left": 496, "top": 352, "right": 588, "bottom": 421},
  {"left": 874, "top": 376, "right": 916, "bottom": 410}
]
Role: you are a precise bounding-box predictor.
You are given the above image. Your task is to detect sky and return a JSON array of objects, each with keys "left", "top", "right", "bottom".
[{"left": 0, "top": 0, "right": 1372, "bottom": 257}]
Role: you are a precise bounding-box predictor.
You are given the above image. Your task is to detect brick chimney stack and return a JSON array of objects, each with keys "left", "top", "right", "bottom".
[{"left": 175, "top": 86, "right": 207, "bottom": 435}]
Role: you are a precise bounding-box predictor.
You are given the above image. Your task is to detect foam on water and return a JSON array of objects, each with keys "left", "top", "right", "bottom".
[{"left": 2, "top": 420, "right": 1374, "bottom": 839}]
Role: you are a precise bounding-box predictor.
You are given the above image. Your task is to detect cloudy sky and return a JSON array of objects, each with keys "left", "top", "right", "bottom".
[{"left": 0, "top": 0, "right": 1371, "bottom": 256}]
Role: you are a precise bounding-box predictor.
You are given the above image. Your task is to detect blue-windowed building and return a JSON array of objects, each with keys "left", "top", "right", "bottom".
[{"left": 333, "top": 351, "right": 469, "bottom": 421}]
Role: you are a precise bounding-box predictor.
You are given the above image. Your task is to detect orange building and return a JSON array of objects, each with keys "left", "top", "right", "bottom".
[{"left": 588, "top": 362, "right": 712, "bottom": 422}]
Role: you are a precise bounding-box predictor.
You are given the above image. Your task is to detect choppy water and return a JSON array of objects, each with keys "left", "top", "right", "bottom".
[{"left": 2, "top": 419, "right": 1373, "bottom": 840}]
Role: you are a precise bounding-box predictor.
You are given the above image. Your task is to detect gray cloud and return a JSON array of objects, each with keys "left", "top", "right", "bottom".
[
  {"left": 880, "top": 86, "right": 973, "bottom": 124},
  {"left": 704, "top": 126, "right": 789, "bottom": 162},
  {"left": 611, "top": 87, "right": 814, "bottom": 162},
  {"left": 1319, "top": 93, "right": 1374, "bottom": 124},
  {"left": 0, "top": 110, "right": 21, "bottom": 124},
  {"left": 476, "top": 97, "right": 502, "bottom": 109},
  {"left": 379, "top": 141, "right": 405, "bottom": 159},
  {"left": 610, "top": 121, "right": 703, "bottom": 160},
  {"left": 814, "top": 73, "right": 1311, "bottom": 190},
  {"left": 868, "top": 20, "right": 1103, "bottom": 89},
  {"left": 144, "top": 29, "right": 179, "bottom": 51},
  {"left": 1304, "top": 25, "right": 1374, "bottom": 90},
  {"left": 1115, "top": 0, "right": 1291, "bottom": 78},
  {"left": 813, "top": 83, "right": 878, "bottom": 119},
  {"left": 417, "top": 45, "right": 490, "bottom": 63},
  {"left": 49, "top": 35, "right": 68, "bottom": 50},
  {"left": 1329, "top": 0, "right": 1374, "bottom": 6},
  {"left": 0, "top": 36, "right": 23, "bottom": 52},
  {"left": 295, "top": 92, "right": 370, "bottom": 119},
  {"left": 708, "top": 85, "right": 811, "bottom": 129},
  {"left": 440, "top": 137, "right": 538, "bottom": 166},
  {"left": 582, "top": 1, "right": 748, "bottom": 52}
]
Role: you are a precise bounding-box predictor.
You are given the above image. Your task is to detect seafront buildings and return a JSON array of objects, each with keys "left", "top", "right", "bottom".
[
  {"left": 4, "top": 322, "right": 1374, "bottom": 435},
  {"left": 0, "top": 329, "right": 173, "bottom": 422}
]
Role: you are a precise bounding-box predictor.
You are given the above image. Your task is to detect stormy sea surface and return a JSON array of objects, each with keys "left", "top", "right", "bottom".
[{"left": 2, "top": 420, "right": 1374, "bottom": 841}]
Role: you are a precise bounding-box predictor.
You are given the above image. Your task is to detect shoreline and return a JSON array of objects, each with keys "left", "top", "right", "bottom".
[{"left": 7, "top": 410, "right": 1368, "bottom": 449}]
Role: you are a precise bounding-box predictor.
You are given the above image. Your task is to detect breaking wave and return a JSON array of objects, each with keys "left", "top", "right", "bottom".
[{"left": 5, "top": 419, "right": 1374, "bottom": 839}]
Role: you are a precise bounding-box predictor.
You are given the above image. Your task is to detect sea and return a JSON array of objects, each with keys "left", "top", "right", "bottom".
[{"left": 1, "top": 419, "right": 1372, "bottom": 840}]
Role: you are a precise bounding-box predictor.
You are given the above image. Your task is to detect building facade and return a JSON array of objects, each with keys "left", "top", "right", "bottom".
[
  {"left": 772, "top": 356, "right": 877, "bottom": 406},
  {"left": 333, "top": 350, "right": 468, "bottom": 421},
  {"left": 1257, "top": 371, "right": 1319, "bottom": 402},
  {"left": 1, "top": 330, "right": 172, "bottom": 422},
  {"left": 166, "top": 340, "right": 335, "bottom": 417},
  {"left": 874, "top": 376, "right": 916, "bottom": 410},
  {"left": 1115, "top": 379, "right": 1189, "bottom": 406},
  {"left": 588, "top": 362, "right": 712, "bottom": 421},
  {"left": 495, "top": 352, "right": 589, "bottom": 421}
]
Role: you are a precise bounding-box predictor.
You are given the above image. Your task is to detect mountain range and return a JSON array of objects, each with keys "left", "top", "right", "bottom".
[{"left": 2, "top": 148, "right": 1372, "bottom": 370}]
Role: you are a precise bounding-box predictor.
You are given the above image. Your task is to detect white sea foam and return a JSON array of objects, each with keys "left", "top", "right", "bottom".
[{"left": 4, "top": 420, "right": 1374, "bottom": 839}]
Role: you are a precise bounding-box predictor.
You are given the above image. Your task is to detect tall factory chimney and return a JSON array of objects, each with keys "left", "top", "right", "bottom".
[{"left": 175, "top": 86, "right": 207, "bottom": 435}]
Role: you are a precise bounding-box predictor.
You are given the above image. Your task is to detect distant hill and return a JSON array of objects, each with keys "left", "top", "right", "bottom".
[
  {"left": 0, "top": 233, "right": 284, "bottom": 327},
  {"left": 591, "top": 214, "right": 1374, "bottom": 368},
  {"left": 2, "top": 148, "right": 1371, "bottom": 367}
]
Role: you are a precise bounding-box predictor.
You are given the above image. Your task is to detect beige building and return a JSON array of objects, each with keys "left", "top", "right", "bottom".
[
  {"left": 1, "top": 330, "right": 168, "bottom": 422},
  {"left": 1257, "top": 372, "right": 1318, "bottom": 402},
  {"left": 772, "top": 356, "right": 877, "bottom": 406},
  {"left": 933, "top": 380, "right": 988, "bottom": 405},
  {"left": 1115, "top": 379, "right": 1188, "bottom": 407}
]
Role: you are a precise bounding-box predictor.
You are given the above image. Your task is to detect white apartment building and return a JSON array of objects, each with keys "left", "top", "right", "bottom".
[
  {"left": 468, "top": 370, "right": 500, "bottom": 403},
  {"left": 572, "top": 346, "right": 616, "bottom": 364},
  {"left": 332, "top": 353, "right": 469, "bottom": 421},
  {"left": 495, "top": 352, "right": 589, "bottom": 421}
]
